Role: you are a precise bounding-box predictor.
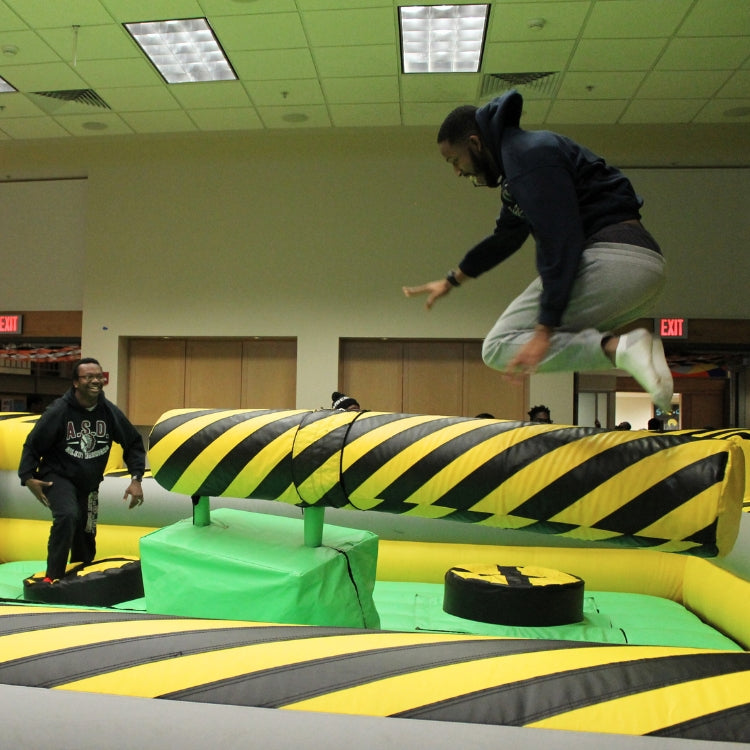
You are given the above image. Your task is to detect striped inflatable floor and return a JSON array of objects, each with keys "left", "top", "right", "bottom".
[{"left": 1, "top": 603, "right": 748, "bottom": 742}]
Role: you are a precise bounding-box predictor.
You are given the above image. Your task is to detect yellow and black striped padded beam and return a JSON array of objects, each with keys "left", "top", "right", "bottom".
[
  {"left": 148, "top": 408, "right": 744, "bottom": 557},
  {"left": 0, "top": 603, "right": 748, "bottom": 742},
  {"left": 678, "top": 428, "right": 750, "bottom": 509}
]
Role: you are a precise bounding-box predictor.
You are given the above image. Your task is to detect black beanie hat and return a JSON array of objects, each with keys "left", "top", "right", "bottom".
[{"left": 332, "top": 391, "right": 359, "bottom": 411}]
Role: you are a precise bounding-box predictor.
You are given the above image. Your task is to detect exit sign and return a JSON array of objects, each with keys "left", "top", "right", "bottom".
[
  {"left": 656, "top": 317, "right": 688, "bottom": 338},
  {"left": 0, "top": 314, "right": 22, "bottom": 334}
]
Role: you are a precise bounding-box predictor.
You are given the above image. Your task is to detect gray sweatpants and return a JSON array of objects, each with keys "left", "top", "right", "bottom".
[{"left": 481, "top": 242, "right": 667, "bottom": 373}]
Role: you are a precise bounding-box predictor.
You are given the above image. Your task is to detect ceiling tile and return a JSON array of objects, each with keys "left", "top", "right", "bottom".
[
  {"left": 54, "top": 110, "right": 133, "bottom": 136},
  {"left": 515, "top": 97, "right": 551, "bottom": 125},
  {"left": 231, "top": 49, "right": 318, "bottom": 80},
  {"left": 38, "top": 24, "right": 138, "bottom": 61},
  {"left": 313, "top": 45, "right": 397, "bottom": 78},
  {"left": 168, "top": 80, "right": 252, "bottom": 108},
  {"left": 95, "top": 85, "right": 180, "bottom": 111},
  {"left": 210, "top": 12, "right": 308, "bottom": 51},
  {"left": 329, "top": 102, "right": 401, "bottom": 127},
  {"left": 4, "top": 0, "right": 115, "bottom": 27},
  {"left": 296, "top": 0, "right": 390, "bottom": 9},
  {"left": 98, "top": 0, "right": 204, "bottom": 24},
  {"left": 557, "top": 71, "right": 646, "bottom": 100},
  {"left": 569, "top": 38, "right": 668, "bottom": 71},
  {"left": 401, "top": 101, "right": 455, "bottom": 127},
  {"left": 256, "top": 104, "right": 332, "bottom": 128},
  {"left": 546, "top": 98, "right": 628, "bottom": 124},
  {"left": 637, "top": 70, "right": 732, "bottom": 99},
  {"left": 73, "top": 58, "right": 160, "bottom": 88},
  {"left": 677, "top": 0, "right": 750, "bottom": 37},
  {"left": 693, "top": 97, "right": 750, "bottom": 122},
  {"left": 0, "top": 61, "right": 88, "bottom": 90},
  {"left": 486, "top": 2, "right": 590, "bottom": 42},
  {"left": 321, "top": 76, "right": 398, "bottom": 104},
  {"left": 483, "top": 40, "right": 576, "bottom": 72},
  {"left": 620, "top": 98, "right": 705, "bottom": 123},
  {"left": 0, "top": 29, "right": 60, "bottom": 64},
  {"left": 0, "top": 91, "right": 46, "bottom": 116},
  {"left": 0, "top": 3, "right": 29, "bottom": 32},
  {"left": 400, "top": 73, "right": 480, "bottom": 103},
  {"left": 0, "top": 114, "right": 71, "bottom": 138},
  {"left": 657, "top": 37, "right": 750, "bottom": 70},
  {"left": 119, "top": 109, "right": 197, "bottom": 133},
  {"left": 717, "top": 69, "right": 750, "bottom": 97},
  {"left": 583, "top": 0, "right": 692, "bottom": 38},
  {"left": 200, "top": 0, "right": 298, "bottom": 15},
  {"left": 244, "top": 78, "right": 325, "bottom": 106},
  {"left": 302, "top": 8, "right": 396, "bottom": 47},
  {"left": 188, "top": 106, "right": 264, "bottom": 131}
]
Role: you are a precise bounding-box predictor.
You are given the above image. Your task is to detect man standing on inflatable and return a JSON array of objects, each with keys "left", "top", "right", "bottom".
[
  {"left": 403, "top": 89, "right": 672, "bottom": 412},
  {"left": 18, "top": 357, "right": 146, "bottom": 582}
]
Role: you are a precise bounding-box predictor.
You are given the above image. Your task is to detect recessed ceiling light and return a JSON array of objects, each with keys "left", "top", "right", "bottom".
[
  {"left": 282, "top": 112, "right": 309, "bottom": 123},
  {"left": 82, "top": 121, "right": 108, "bottom": 131},
  {"left": 125, "top": 18, "right": 237, "bottom": 84},
  {"left": 399, "top": 4, "right": 489, "bottom": 74}
]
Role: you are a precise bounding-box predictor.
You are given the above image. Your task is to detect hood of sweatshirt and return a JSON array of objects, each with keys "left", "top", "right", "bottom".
[{"left": 475, "top": 88, "right": 523, "bottom": 177}]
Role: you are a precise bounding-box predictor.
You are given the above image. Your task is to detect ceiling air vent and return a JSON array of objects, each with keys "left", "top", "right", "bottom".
[
  {"left": 481, "top": 72, "right": 558, "bottom": 99},
  {"left": 32, "top": 89, "right": 110, "bottom": 109}
]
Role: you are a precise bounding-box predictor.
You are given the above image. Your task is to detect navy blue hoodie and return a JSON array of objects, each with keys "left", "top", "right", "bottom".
[
  {"left": 458, "top": 89, "right": 645, "bottom": 327},
  {"left": 18, "top": 388, "right": 146, "bottom": 492}
]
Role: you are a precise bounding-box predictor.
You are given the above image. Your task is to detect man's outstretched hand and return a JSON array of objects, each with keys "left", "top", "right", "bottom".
[{"left": 402, "top": 279, "right": 452, "bottom": 310}]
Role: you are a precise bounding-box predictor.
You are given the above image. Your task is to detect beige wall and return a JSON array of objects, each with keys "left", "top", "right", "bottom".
[{"left": 0, "top": 122, "right": 748, "bottom": 424}]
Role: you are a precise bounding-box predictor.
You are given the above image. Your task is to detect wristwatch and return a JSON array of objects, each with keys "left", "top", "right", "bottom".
[
  {"left": 131, "top": 475, "right": 143, "bottom": 483},
  {"left": 446, "top": 270, "right": 461, "bottom": 287}
]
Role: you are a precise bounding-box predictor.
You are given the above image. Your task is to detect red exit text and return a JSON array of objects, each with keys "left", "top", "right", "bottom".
[
  {"left": 657, "top": 317, "right": 688, "bottom": 338},
  {"left": 0, "top": 314, "right": 22, "bottom": 334}
]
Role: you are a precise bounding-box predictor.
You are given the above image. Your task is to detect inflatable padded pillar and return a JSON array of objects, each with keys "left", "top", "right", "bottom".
[
  {"left": 443, "top": 564, "right": 584, "bottom": 626},
  {"left": 139, "top": 508, "right": 380, "bottom": 628}
]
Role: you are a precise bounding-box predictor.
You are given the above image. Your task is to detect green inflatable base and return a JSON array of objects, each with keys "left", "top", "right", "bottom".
[{"left": 139, "top": 508, "right": 380, "bottom": 628}]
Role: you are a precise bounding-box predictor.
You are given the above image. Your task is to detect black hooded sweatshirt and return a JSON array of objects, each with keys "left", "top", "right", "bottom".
[
  {"left": 457, "top": 89, "right": 649, "bottom": 328},
  {"left": 18, "top": 388, "right": 146, "bottom": 492}
]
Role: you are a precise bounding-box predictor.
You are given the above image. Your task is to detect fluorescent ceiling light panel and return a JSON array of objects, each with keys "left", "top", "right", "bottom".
[
  {"left": 0, "top": 77, "right": 16, "bottom": 93},
  {"left": 400, "top": 4, "right": 489, "bottom": 73},
  {"left": 125, "top": 18, "right": 237, "bottom": 84}
]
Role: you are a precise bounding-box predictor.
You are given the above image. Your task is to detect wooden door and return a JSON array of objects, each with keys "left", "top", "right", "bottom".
[
  {"left": 339, "top": 340, "right": 404, "bottom": 413},
  {"left": 185, "top": 340, "right": 243, "bottom": 409},
  {"left": 403, "top": 341, "right": 463, "bottom": 416},
  {"left": 241, "top": 339, "right": 297, "bottom": 409},
  {"left": 463, "top": 342, "right": 528, "bottom": 420},
  {"left": 128, "top": 338, "right": 186, "bottom": 425}
]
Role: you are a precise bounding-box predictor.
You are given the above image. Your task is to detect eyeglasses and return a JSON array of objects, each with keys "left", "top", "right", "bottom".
[{"left": 78, "top": 374, "right": 104, "bottom": 382}]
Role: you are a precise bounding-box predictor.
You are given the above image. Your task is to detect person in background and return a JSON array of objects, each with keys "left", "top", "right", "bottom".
[
  {"left": 474, "top": 412, "right": 495, "bottom": 419},
  {"left": 647, "top": 417, "right": 663, "bottom": 431},
  {"left": 528, "top": 404, "right": 552, "bottom": 424},
  {"left": 331, "top": 391, "right": 361, "bottom": 411},
  {"left": 402, "top": 88, "right": 672, "bottom": 413},
  {"left": 615, "top": 421, "right": 632, "bottom": 430},
  {"left": 18, "top": 358, "right": 146, "bottom": 583}
]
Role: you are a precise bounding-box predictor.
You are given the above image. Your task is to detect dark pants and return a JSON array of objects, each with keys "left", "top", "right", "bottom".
[{"left": 45, "top": 474, "right": 98, "bottom": 579}]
